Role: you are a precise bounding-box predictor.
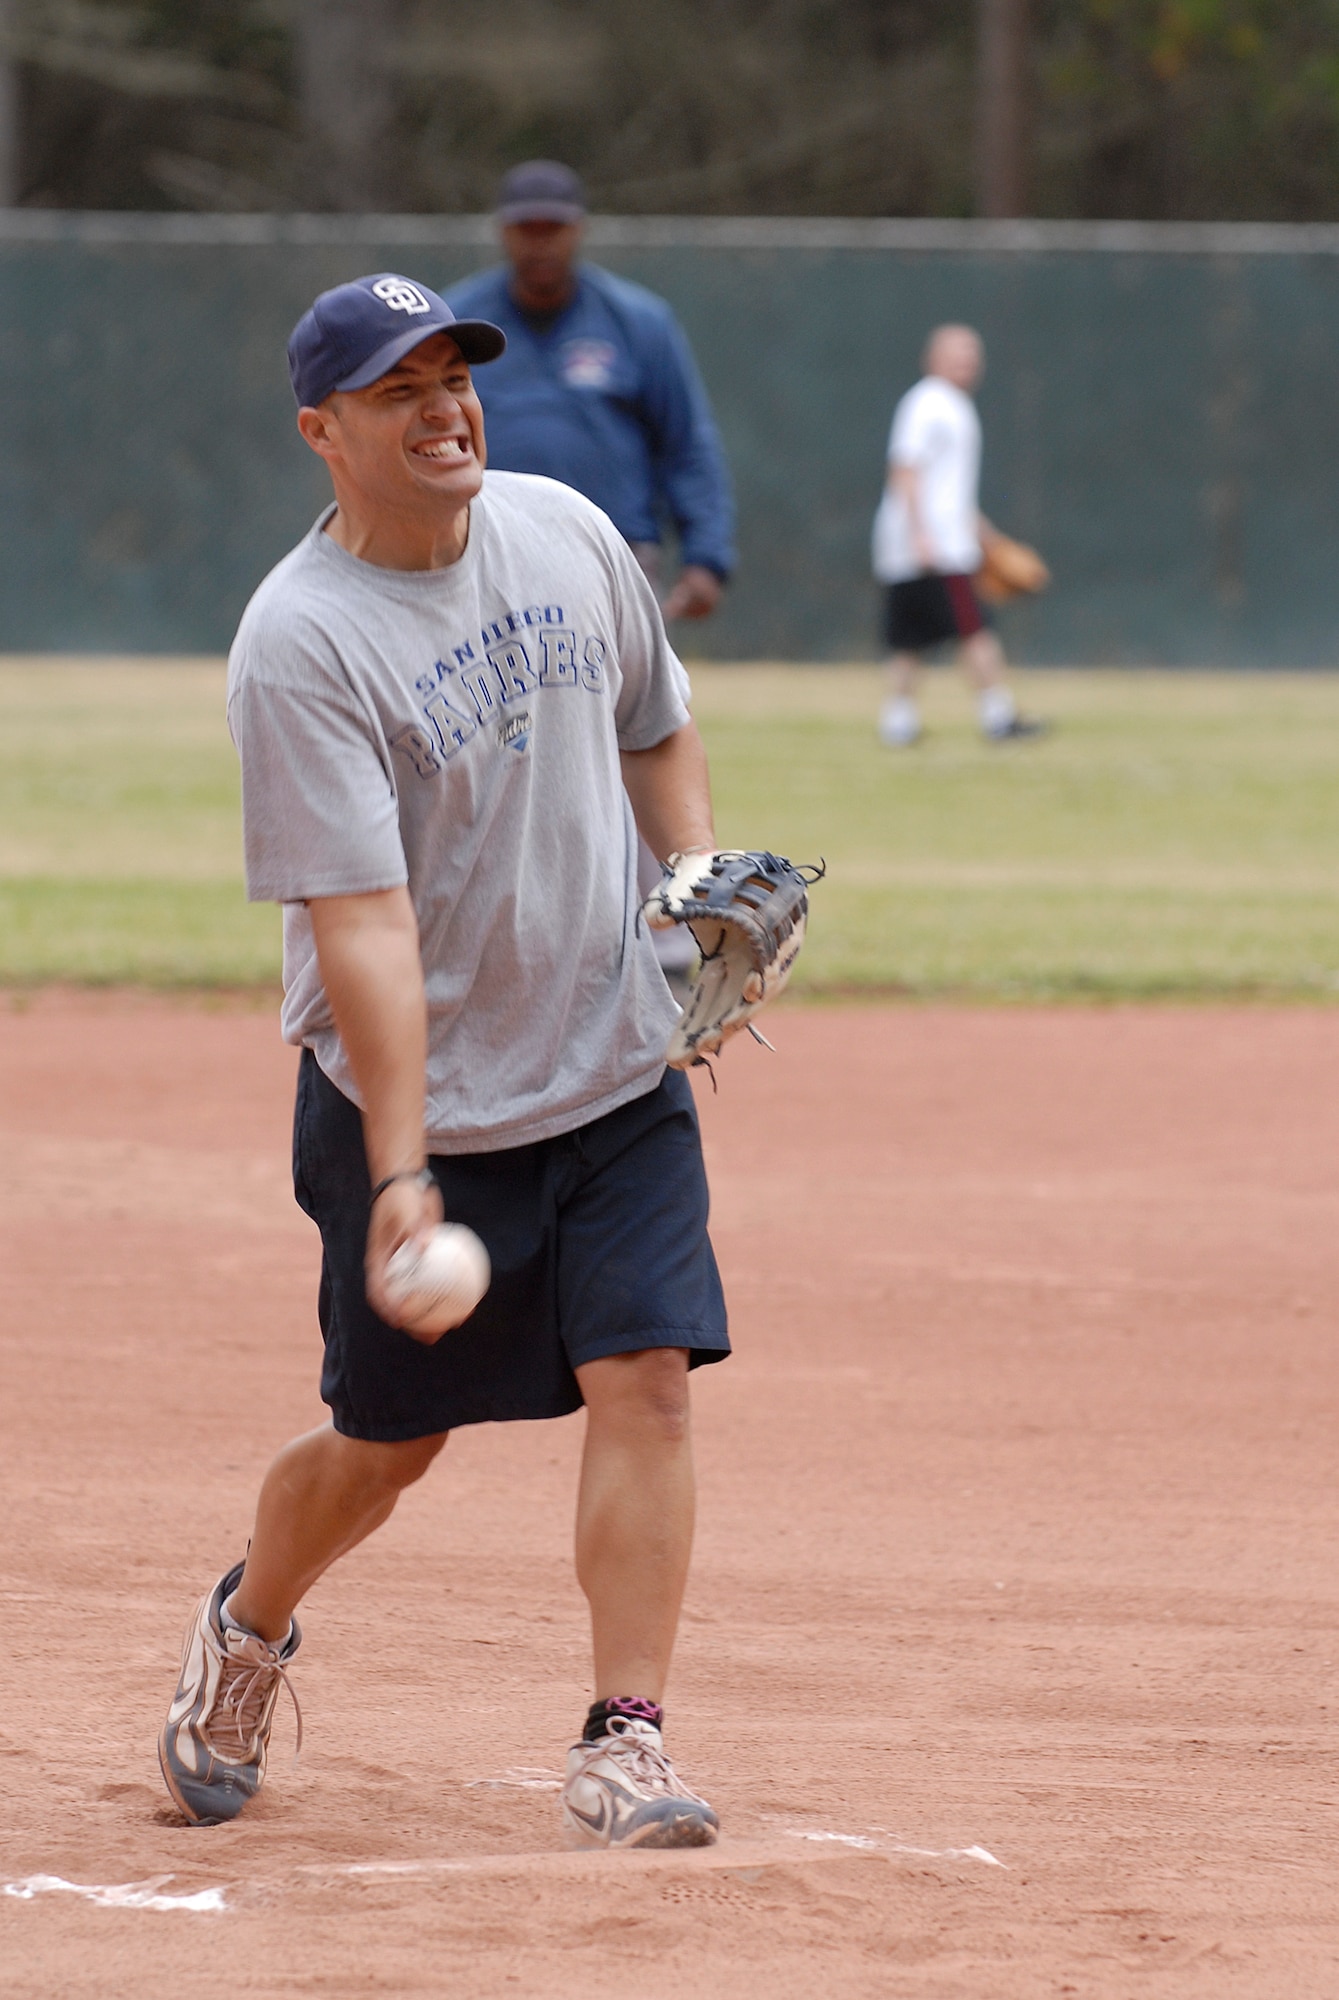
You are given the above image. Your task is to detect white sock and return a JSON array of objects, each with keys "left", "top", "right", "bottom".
[
  {"left": 220, "top": 1592, "right": 292, "bottom": 1651},
  {"left": 879, "top": 695, "right": 921, "bottom": 747},
  {"left": 978, "top": 685, "right": 1017, "bottom": 736}
]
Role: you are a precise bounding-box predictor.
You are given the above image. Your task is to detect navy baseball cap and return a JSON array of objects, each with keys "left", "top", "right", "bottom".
[
  {"left": 287, "top": 273, "right": 506, "bottom": 409},
  {"left": 496, "top": 159, "right": 587, "bottom": 225}
]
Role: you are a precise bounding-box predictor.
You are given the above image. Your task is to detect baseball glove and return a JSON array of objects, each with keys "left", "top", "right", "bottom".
[
  {"left": 976, "top": 531, "right": 1051, "bottom": 605},
  {"left": 642, "top": 849, "right": 823, "bottom": 1069}
]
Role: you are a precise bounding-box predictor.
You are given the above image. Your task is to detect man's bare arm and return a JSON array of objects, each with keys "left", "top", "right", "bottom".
[
  {"left": 891, "top": 462, "right": 935, "bottom": 570},
  {"left": 620, "top": 718, "right": 715, "bottom": 865},
  {"left": 307, "top": 886, "right": 442, "bottom": 1323}
]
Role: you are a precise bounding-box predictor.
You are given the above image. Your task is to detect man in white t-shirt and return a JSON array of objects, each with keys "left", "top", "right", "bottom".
[{"left": 871, "top": 324, "right": 1045, "bottom": 746}]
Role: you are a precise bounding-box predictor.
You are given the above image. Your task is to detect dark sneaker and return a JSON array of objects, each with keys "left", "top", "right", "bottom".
[
  {"left": 561, "top": 1715, "right": 718, "bottom": 1849},
  {"left": 158, "top": 1563, "right": 302, "bottom": 1825},
  {"left": 986, "top": 714, "right": 1050, "bottom": 741}
]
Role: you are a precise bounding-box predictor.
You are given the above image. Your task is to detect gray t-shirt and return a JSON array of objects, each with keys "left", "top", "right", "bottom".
[{"left": 226, "top": 471, "right": 689, "bottom": 1153}]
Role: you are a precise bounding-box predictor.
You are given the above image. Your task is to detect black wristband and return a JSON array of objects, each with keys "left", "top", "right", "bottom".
[{"left": 368, "top": 1167, "right": 434, "bottom": 1206}]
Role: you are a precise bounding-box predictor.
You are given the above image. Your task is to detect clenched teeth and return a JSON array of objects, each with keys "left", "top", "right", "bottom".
[{"left": 415, "top": 438, "right": 468, "bottom": 460}]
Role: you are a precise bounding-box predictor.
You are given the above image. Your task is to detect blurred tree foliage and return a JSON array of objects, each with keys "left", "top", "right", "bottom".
[{"left": 12, "top": 0, "right": 1339, "bottom": 217}]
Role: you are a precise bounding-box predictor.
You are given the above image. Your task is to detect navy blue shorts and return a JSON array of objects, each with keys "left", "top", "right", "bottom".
[{"left": 291, "top": 1050, "right": 730, "bottom": 1442}]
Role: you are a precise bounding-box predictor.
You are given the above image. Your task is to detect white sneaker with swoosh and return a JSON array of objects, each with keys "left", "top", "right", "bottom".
[
  {"left": 561, "top": 1716, "right": 718, "bottom": 1849},
  {"left": 158, "top": 1562, "right": 302, "bottom": 1825}
]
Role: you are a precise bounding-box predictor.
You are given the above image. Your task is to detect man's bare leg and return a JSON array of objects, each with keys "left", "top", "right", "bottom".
[
  {"left": 562, "top": 1346, "right": 719, "bottom": 1846},
  {"left": 960, "top": 625, "right": 1008, "bottom": 693},
  {"left": 574, "top": 1348, "right": 694, "bottom": 1701},
  {"left": 879, "top": 650, "right": 923, "bottom": 747},
  {"left": 227, "top": 1425, "right": 448, "bottom": 1642},
  {"left": 960, "top": 627, "right": 1046, "bottom": 738}
]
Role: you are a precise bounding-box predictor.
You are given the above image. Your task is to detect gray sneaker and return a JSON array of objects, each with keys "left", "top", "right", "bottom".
[
  {"left": 561, "top": 1715, "right": 719, "bottom": 1849},
  {"left": 158, "top": 1562, "right": 302, "bottom": 1825}
]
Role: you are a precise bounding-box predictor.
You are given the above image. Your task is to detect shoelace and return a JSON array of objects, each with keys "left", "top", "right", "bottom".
[
  {"left": 599, "top": 1731, "right": 694, "bottom": 1800},
  {"left": 213, "top": 1647, "right": 303, "bottom": 1760}
]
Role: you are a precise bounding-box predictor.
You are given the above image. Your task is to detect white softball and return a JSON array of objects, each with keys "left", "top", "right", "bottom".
[{"left": 384, "top": 1224, "right": 491, "bottom": 1343}]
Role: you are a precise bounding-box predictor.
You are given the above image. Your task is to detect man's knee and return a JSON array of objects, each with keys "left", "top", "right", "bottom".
[
  {"left": 580, "top": 1348, "right": 691, "bottom": 1444},
  {"left": 340, "top": 1429, "right": 448, "bottom": 1494}
]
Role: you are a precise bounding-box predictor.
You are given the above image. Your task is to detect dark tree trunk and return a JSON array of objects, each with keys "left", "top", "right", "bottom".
[
  {"left": 0, "top": 0, "right": 19, "bottom": 206},
  {"left": 297, "top": 0, "right": 401, "bottom": 210},
  {"left": 975, "top": 0, "right": 1030, "bottom": 218}
]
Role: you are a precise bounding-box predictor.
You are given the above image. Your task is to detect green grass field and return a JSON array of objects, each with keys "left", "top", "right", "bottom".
[{"left": 4, "top": 658, "right": 1339, "bottom": 997}]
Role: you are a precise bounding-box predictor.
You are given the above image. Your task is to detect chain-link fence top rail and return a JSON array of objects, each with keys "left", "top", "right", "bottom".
[{"left": 5, "top": 215, "right": 1338, "bottom": 662}]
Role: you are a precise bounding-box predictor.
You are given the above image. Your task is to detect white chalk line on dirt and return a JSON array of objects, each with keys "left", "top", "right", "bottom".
[
  {"left": 0, "top": 1821, "right": 1001, "bottom": 1915},
  {"left": 2, "top": 1873, "right": 226, "bottom": 1913},
  {"left": 464, "top": 1765, "right": 563, "bottom": 1791},
  {"left": 775, "top": 1825, "right": 1006, "bottom": 1867},
  {"left": 293, "top": 1825, "right": 1006, "bottom": 1883}
]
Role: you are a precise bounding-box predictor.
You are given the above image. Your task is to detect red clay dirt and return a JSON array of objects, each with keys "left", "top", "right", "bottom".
[{"left": 2, "top": 990, "right": 1337, "bottom": 1998}]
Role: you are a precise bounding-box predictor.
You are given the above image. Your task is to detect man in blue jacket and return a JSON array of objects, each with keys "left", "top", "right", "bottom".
[{"left": 445, "top": 160, "right": 735, "bottom": 624}]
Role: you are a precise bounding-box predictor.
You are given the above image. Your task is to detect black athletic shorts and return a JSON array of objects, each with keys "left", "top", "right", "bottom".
[
  {"left": 291, "top": 1049, "right": 730, "bottom": 1442},
  {"left": 882, "top": 572, "right": 988, "bottom": 653}
]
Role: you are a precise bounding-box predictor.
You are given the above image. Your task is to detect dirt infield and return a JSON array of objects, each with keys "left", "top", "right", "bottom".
[{"left": 2, "top": 991, "right": 1337, "bottom": 1998}]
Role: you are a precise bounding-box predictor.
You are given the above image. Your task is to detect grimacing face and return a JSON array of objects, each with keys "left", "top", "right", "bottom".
[{"left": 299, "top": 332, "right": 487, "bottom": 508}]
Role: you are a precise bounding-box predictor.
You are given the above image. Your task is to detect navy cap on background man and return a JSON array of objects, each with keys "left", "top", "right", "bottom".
[{"left": 445, "top": 160, "right": 736, "bottom": 625}]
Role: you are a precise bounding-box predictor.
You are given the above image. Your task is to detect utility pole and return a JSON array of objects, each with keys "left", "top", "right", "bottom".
[
  {"left": 297, "top": 0, "right": 399, "bottom": 210},
  {"left": 975, "top": 0, "right": 1030, "bottom": 218}
]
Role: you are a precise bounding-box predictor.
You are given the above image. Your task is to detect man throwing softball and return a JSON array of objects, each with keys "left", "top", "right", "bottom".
[{"left": 158, "top": 272, "right": 732, "bottom": 1848}]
